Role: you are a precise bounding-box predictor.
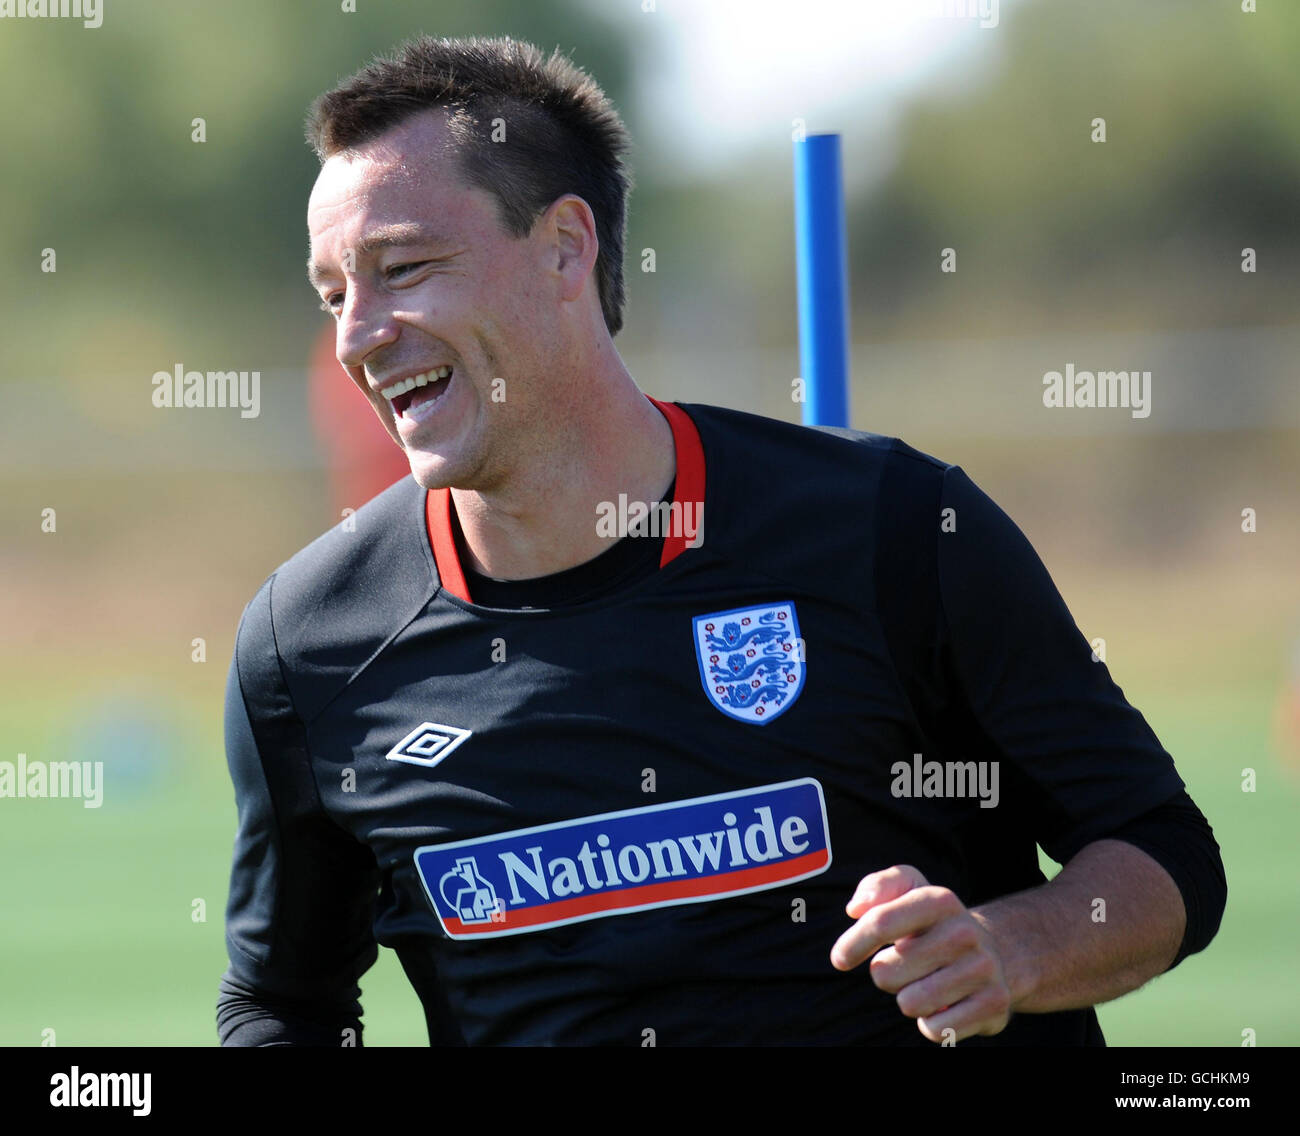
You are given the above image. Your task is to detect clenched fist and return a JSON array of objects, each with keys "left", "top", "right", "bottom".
[{"left": 831, "top": 864, "right": 1013, "bottom": 1043}]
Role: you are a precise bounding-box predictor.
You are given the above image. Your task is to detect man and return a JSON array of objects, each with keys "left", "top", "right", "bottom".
[{"left": 218, "top": 35, "right": 1225, "bottom": 1046}]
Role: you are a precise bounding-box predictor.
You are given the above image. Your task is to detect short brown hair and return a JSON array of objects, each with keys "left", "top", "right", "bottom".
[{"left": 306, "top": 35, "right": 634, "bottom": 337}]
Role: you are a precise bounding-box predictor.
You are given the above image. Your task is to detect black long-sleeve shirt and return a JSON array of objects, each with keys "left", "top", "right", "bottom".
[{"left": 218, "top": 398, "right": 1225, "bottom": 1046}]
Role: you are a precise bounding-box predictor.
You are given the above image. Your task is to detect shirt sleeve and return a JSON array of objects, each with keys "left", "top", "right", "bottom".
[
  {"left": 217, "top": 575, "right": 382, "bottom": 1047},
  {"left": 1099, "top": 788, "right": 1227, "bottom": 969},
  {"left": 936, "top": 464, "right": 1191, "bottom": 864}
]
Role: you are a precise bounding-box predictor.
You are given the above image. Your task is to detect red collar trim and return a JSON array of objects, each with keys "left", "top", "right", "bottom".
[
  {"left": 425, "top": 396, "right": 705, "bottom": 602},
  {"left": 426, "top": 480, "right": 470, "bottom": 602},
  {"left": 645, "top": 397, "right": 706, "bottom": 569}
]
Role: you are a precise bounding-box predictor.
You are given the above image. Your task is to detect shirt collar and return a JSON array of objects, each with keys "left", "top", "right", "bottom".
[{"left": 426, "top": 395, "right": 706, "bottom": 603}]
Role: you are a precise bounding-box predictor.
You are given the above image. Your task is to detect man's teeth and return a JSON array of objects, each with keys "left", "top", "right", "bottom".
[{"left": 382, "top": 365, "right": 452, "bottom": 400}]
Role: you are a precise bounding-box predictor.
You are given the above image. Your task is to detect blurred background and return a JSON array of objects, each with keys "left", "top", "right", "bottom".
[{"left": 1, "top": 0, "right": 1296, "bottom": 1046}]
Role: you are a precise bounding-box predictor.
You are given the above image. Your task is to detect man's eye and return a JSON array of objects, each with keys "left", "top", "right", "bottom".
[
  {"left": 388, "top": 261, "right": 430, "bottom": 280},
  {"left": 315, "top": 261, "right": 432, "bottom": 313}
]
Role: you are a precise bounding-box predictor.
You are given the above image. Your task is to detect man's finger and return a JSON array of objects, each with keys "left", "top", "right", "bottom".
[
  {"left": 831, "top": 885, "right": 962, "bottom": 971},
  {"left": 845, "top": 863, "right": 928, "bottom": 919},
  {"left": 916, "top": 982, "right": 1012, "bottom": 1044},
  {"left": 893, "top": 949, "right": 998, "bottom": 1021},
  {"left": 867, "top": 912, "right": 982, "bottom": 994}
]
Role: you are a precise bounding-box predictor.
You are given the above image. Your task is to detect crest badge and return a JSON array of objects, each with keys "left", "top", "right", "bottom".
[{"left": 692, "top": 603, "right": 804, "bottom": 724}]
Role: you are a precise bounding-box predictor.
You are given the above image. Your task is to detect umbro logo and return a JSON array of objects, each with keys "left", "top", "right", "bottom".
[{"left": 385, "top": 722, "right": 473, "bottom": 769}]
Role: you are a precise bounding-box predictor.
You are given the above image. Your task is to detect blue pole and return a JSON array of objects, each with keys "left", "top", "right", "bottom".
[{"left": 793, "top": 133, "right": 850, "bottom": 428}]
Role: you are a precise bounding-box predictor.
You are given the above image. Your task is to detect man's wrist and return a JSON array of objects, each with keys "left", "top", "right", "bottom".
[{"left": 970, "top": 900, "right": 1043, "bottom": 1014}]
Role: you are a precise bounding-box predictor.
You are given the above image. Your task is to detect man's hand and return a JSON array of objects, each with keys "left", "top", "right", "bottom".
[{"left": 830, "top": 864, "right": 1012, "bottom": 1043}]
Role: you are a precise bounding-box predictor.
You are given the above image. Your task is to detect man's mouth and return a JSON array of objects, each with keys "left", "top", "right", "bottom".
[{"left": 381, "top": 365, "right": 453, "bottom": 419}]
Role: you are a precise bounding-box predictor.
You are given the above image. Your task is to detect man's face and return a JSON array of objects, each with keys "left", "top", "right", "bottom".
[{"left": 307, "top": 109, "right": 558, "bottom": 491}]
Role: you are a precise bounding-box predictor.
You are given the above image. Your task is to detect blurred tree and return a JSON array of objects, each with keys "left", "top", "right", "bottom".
[
  {"left": 850, "top": 0, "right": 1300, "bottom": 338},
  {"left": 0, "top": 0, "right": 638, "bottom": 381}
]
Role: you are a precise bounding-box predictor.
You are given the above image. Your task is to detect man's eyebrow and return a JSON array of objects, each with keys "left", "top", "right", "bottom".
[{"left": 307, "top": 224, "right": 457, "bottom": 287}]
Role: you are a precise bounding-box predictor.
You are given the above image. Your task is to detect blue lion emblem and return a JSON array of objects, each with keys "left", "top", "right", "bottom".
[{"left": 692, "top": 603, "right": 805, "bottom": 724}]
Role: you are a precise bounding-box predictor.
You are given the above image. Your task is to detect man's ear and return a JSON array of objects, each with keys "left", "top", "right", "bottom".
[{"left": 547, "top": 194, "right": 599, "bottom": 302}]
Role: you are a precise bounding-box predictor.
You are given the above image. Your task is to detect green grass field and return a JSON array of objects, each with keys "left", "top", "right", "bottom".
[{"left": 2, "top": 639, "right": 1295, "bottom": 1047}]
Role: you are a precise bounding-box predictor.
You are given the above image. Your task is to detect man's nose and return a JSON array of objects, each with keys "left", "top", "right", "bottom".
[{"left": 336, "top": 285, "right": 401, "bottom": 371}]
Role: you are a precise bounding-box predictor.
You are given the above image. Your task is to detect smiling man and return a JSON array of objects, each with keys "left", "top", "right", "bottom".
[
  {"left": 302, "top": 90, "right": 674, "bottom": 584},
  {"left": 217, "top": 35, "right": 1225, "bottom": 1047}
]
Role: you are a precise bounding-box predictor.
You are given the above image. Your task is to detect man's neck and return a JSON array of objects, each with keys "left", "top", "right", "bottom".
[{"left": 449, "top": 371, "right": 676, "bottom": 581}]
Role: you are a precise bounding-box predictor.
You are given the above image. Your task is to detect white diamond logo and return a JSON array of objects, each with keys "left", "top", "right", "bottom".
[{"left": 385, "top": 722, "right": 473, "bottom": 769}]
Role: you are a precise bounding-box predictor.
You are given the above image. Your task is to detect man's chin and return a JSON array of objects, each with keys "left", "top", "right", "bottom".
[{"left": 406, "top": 450, "right": 467, "bottom": 492}]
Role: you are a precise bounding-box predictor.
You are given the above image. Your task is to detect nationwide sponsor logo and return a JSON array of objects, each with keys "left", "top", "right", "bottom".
[
  {"left": 692, "top": 603, "right": 805, "bottom": 724},
  {"left": 385, "top": 722, "right": 472, "bottom": 769},
  {"left": 414, "top": 779, "right": 831, "bottom": 939}
]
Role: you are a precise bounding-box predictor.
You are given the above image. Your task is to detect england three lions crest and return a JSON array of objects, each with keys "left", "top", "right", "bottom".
[{"left": 693, "top": 603, "right": 805, "bottom": 724}]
